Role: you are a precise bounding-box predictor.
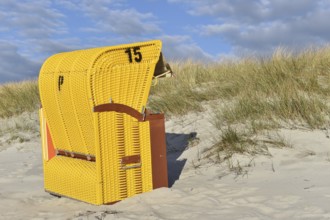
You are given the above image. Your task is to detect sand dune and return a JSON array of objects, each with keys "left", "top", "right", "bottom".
[{"left": 1, "top": 112, "right": 330, "bottom": 220}]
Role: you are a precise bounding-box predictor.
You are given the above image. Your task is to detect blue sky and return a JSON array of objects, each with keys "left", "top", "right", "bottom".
[{"left": 1, "top": 0, "right": 330, "bottom": 83}]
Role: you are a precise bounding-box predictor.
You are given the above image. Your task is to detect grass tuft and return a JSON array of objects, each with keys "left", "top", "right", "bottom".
[{"left": 0, "top": 80, "right": 39, "bottom": 118}]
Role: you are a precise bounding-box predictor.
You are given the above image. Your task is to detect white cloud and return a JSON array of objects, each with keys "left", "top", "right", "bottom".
[
  {"left": 56, "top": 0, "right": 161, "bottom": 36},
  {"left": 0, "top": 1, "right": 68, "bottom": 82},
  {"left": 0, "top": 0, "right": 162, "bottom": 83},
  {"left": 171, "top": 0, "right": 318, "bottom": 22},
  {"left": 0, "top": 0, "right": 215, "bottom": 83},
  {"left": 91, "top": 9, "right": 160, "bottom": 35},
  {"left": 160, "top": 35, "right": 213, "bottom": 61},
  {"left": 0, "top": 1, "right": 65, "bottom": 38},
  {"left": 200, "top": 24, "right": 240, "bottom": 36},
  {"left": 170, "top": 0, "right": 330, "bottom": 55},
  {"left": 0, "top": 41, "right": 40, "bottom": 82}
]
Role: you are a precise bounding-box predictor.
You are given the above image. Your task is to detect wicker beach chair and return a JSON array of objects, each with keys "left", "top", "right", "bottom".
[{"left": 39, "top": 40, "right": 171, "bottom": 205}]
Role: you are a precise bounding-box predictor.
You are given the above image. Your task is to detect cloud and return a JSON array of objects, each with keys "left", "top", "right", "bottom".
[
  {"left": 0, "top": 0, "right": 162, "bottom": 83},
  {"left": 0, "top": 1, "right": 65, "bottom": 39},
  {"left": 0, "top": 1, "right": 68, "bottom": 82},
  {"left": 56, "top": 0, "right": 161, "bottom": 36},
  {"left": 170, "top": 0, "right": 330, "bottom": 55},
  {"left": 201, "top": 24, "right": 240, "bottom": 37},
  {"left": 160, "top": 35, "right": 213, "bottom": 61},
  {"left": 0, "top": 41, "right": 40, "bottom": 83},
  {"left": 170, "top": 0, "right": 318, "bottom": 22},
  {"left": 0, "top": 0, "right": 214, "bottom": 83},
  {"left": 90, "top": 9, "right": 160, "bottom": 35}
]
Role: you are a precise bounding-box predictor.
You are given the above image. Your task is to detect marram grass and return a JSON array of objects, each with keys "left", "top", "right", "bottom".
[
  {"left": 149, "top": 47, "right": 330, "bottom": 154},
  {"left": 149, "top": 47, "right": 330, "bottom": 129},
  {"left": 0, "top": 80, "right": 39, "bottom": 118}
]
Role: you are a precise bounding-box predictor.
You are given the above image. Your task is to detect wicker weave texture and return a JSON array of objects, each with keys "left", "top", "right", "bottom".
[
  {"left": 39, "top": 40, "right": 161, "bottom": 155},
  {"left": 94, "top": 112, "right": 153, "bottom": 203},
  {"left": 44, "top": 156, "right": 100, "bottom": 204},
  {"left": 39, "top": 40, "right": 161, "bottom": 205}
]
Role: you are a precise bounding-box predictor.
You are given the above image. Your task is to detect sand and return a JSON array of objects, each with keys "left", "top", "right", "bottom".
[{"left": 1, "top": 112, "right": 330, "bottom": 220}]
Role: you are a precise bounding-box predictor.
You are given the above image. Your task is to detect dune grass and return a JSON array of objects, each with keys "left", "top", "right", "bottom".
[
  {"left": 0, "top": 80, "right": 40, "bottom": 147},
  {"left": 149, "top": 47, "right": 330, "bottom": 154},
  {"left": 150, "top": 48, "right": 330, "bottom": 125},
  {"left": 0, "top": 80, "right": 39, "bottom": 118}
]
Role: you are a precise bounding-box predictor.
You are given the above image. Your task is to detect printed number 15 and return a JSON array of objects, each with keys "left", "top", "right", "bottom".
[{"left": 125, "top": 47, "right": 142, "bottom": 63}]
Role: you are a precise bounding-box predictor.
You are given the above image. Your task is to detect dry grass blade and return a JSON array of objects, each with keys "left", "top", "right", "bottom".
[{"left": 0, "top": 80, "right": 39, "bottom": 118}]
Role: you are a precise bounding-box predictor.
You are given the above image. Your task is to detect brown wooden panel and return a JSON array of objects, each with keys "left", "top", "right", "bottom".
[
  {"left": 57, "top": 149, "right": 96, "bottom": 161},
  {"left": 121, "top": 155, "right": 141, "bottom": 164},
  {"left": 149, "top": 114, "right": 168, "bottom": 188},
  {"left": 93, "top": 103, "right": 144, "bottom": 121}
]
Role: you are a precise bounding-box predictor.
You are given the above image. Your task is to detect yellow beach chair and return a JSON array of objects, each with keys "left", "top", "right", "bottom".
[{"left": 39, "top": 40, "right": 171, "bottom": 205}]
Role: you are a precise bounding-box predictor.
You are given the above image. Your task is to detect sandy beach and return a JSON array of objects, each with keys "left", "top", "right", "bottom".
[{"left": 1, "top": 112, "right": 330, "bottom": 220}]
